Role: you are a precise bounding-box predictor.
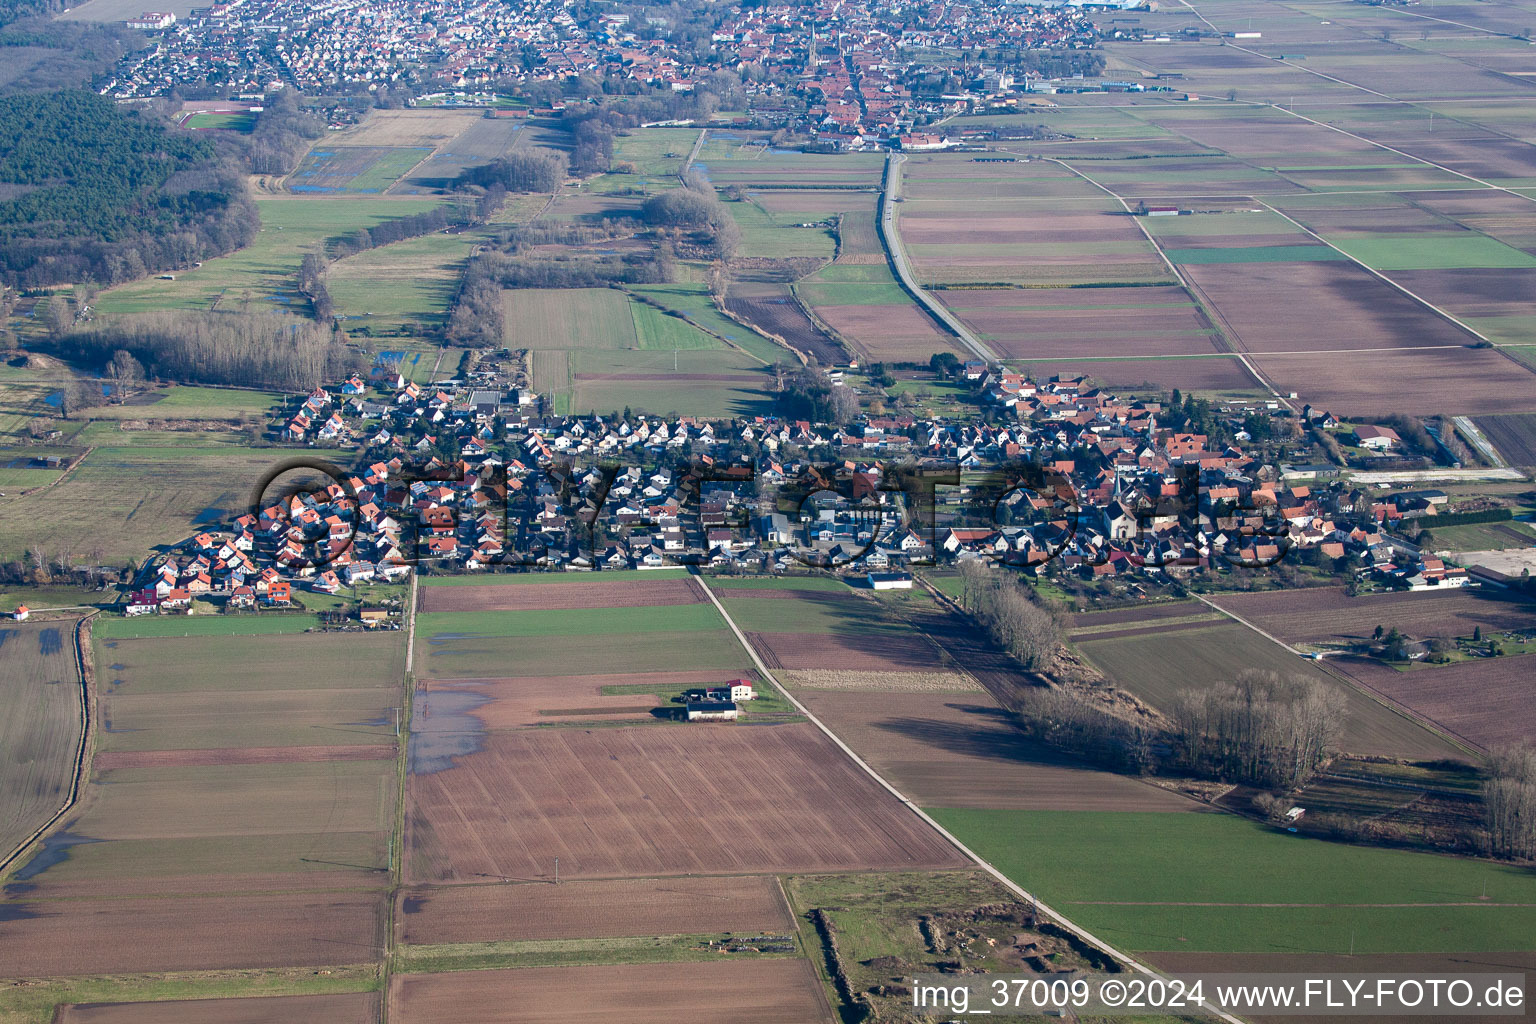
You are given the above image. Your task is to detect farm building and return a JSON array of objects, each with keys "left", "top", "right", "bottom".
[
  {"left": 686, "top": 700, "right": 739, "bottom": 722},
  {"left": 688, "top": 681, "right": 756, "bottom": 703},
  {"left": 12, "top": 605, "right": 28, "bottom": 622},
  {"left": 1354, "top": 425, "right": 1402, "bottom": 451},
  {"left": 868, "top": 572, "right": 914, "bottom": 590}
]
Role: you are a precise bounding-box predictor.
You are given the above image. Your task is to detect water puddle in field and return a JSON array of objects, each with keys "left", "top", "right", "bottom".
[
  {"left": 8, "top": 832, "right": 101, "bottom": 885},
  {"left": 407, "top": 687, "right": 488, "bottom": 775},
  {"left": 37, "top": 628, "right": 62, "bottom": 655},
  {"left": 0, "top": 630, "right": 12, "bottom": 652},
  {"left": 401, "top": 895, "right": 427, "bottom": 914}
]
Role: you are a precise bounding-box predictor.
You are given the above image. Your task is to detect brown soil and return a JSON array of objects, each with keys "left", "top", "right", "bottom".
[
  {"left": 404, "top": 721, "right": 966, "bottom": 883},
  {"left": 396, "top": 875, "right": 792, "bottom": 943},
  {"left": 417, "top": 578, "right": 705, "bottom": 613},
  {"left": 388, "top": 961, "right": 834, "bottom": 1023}
]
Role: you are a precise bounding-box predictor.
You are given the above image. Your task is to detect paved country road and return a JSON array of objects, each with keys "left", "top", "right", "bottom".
[{"left": 881, "top": 153, "right": 997, "bottom": 363}]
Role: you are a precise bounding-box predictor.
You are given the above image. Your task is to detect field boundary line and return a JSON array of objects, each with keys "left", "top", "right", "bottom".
[
  {"left": 878, "top": 153, "right": 997, "bottom": 362},
  {"left": 382, "top": 573, "right": 417, "bottom": 1024},
  {"left": 1451, "top": 416, "right": 1508, "bottom": 468},
  {"left": 691, "top": 571, "right": 1247, "bottom": 1024},
  {"left": 0, "top": 612, "right": 97, "bottom": 882},
  {"left": 1049, "top": 158, "right": 1285, "bottom": 407},
  {"left": 1196, "top": 594, "right": 1481, "bottom": 758},
  {"left": 1251, "top": 199, "right": 1499, "bottom": 347}
]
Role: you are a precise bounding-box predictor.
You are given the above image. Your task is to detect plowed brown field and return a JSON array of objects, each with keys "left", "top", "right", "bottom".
[
  {"left": 404, "top": 722, "right": 965, "bottom": 883},
  {"left": 797, "top": 690, "right": 1196, "bottom": 812},
  {"left": 412, "top": 671, "right": 747, "bottom": 729},
  {"left": 418, "top": 578, "right": 704, "bottom": 613},
  {"left": 397, "top": 875, "right": 791, "bottom": 943},
  {"left": 389, "top": 961, "right": 833, "bottom": 1023},
  {"left": 1332, "top": 654, "right": 1536, "bottom": 752},
  {"left": 1210, "top": 587, "right": 1536, "bottom": 644},
  {"left": 744, "top": 630, "right": 947, "bottom": 672},
  {"left": 0, "top": 892, "right": 384, "bottom": 977}
]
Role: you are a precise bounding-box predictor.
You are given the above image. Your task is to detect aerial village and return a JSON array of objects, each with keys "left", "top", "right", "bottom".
[
  {"left": 119, "top": 359, "right": 1479, "bottom": 621},
  {"left": 104, "top": 0, "right": 1106, "bottom": 142}
]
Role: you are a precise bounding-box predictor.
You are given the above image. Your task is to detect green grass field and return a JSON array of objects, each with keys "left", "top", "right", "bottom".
[
  {"left": 1332, "top": 234, "right": 1536, "bottom": 271},
  {"left": 504, "top": 288, "right": 639, "bottom": 350},
  {"left": 183, "top": 112, "right": 256, "bottom": 133},
  {"left": 726, "top": 202, "right": 838, "bottom": 259},
  {"left": 87, "top": 386, "right": 283, "bottom": 421},
  {"left": 0, "top": 442, "right": 313, "bottom": 564},
  {"left": 928, "top": 809, "right": 1536, "bottom": 954},
  {"left": 1164, "top": 245, "right": 1347, "bottom": 264},
  {"left": 611, "top": 127, "right": 702, "bottom": 177},
  {"left": 96, "top": 197, "right": 446, "bottom": 315},
  {"left": 98, "top": 632, "right": 406, "bottom": 693},
  {"left": 419, "top": 629, "right": 752, "bottom": 679},
  {"left": 631, "top": 303, "right": 723, "bottom": 351},
  {"left": 289, "top": 147, "right": 432, "bottom": 194},
  {"left": 629, "top": 283, "right": 781, "bottom": 363},
  {"left": 328, "top": 230, "right": 481, "bottom": 332},
  {"left": 568, "top": 348, "right": 773, "bottom": 419}
]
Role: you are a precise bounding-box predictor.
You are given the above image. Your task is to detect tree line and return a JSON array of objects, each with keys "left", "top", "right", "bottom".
[
  {"left": 955, "top": 560, "right": 1062, "bottom": 672},
  {"left": 1485, "top": 744, "right": 1536, "bottom": 860},
  {"left": 1168, "top": 671, "right": 1344, "bottom": 789},
  {"left": 56, "top": 310, "right": 366, "bottom": 391}
]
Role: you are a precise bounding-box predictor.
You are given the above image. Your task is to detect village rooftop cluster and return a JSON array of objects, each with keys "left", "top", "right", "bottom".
[
  {"left": 118, "top": 364, "right": 1480, "bottom": 617},
  {"left": 104, "top": 0, "right": 1097, "bottom": 138}
]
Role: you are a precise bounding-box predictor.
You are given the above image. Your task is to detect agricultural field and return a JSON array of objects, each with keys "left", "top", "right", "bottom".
[
  {"left": 327, "top": 231, "right": 479, "bottom": 334},
  {"left": 0, "top": 442, "right": 312, "bottom": 565},
  {"left": 1076, "top": 622, "right": 1465, "bottom": 761},
  {"left": 388, "top": 962, "right": 832, "bottom": 1024},
  {"left": 723, "top": 200, "right": 837, "bottom": 260},
  {"left": 286, "top": 147, "right": 433, "bottom": 194},
  {"left": 941, "top": 284, "right": 1224, "bottom": 362},
  {"left": 1248, "top": 347, "right": 1536, "bottom": 418},
  {"left": 387, "top": 113, "right": 526, "bottom": 194},
  {"left": 405, "top": 697, "right": 961, "bottom": 882},
  {"left": 55, "top": 992, "right": 381, "bottom": 1024},
  {"left": 798, "top": 689, "right": 1195, "bottom": 813},
  {"left": 567, "top": 348, "right": 773, "bottom": 419},
  {"left": 95, "top": 197, "right": 446, "bottom": 315},
  {"left": 693, "top": 144, "right": 884, "bottom": 188},
  {"left": 722, "top": 280, "right": 843, "bottom": 366},
  {"left": 504, "top": 288, "right": 639, "bottom": 350},
  {"left": 628, "top": 283, "right": 784, "bottom": 363},
  {"left": 794, "top": 264, "right": 958, "bottom": 362},
  {"left": 1209, "top": 587, "right": 1536, "bottom": 649},
  {"left": 1476, "top": 413, "right": 1536, "bottom": 467},
  {"left": 894, "top": 156, "right": 1170, "bottom": 287},
  {"left": 0, "top": 620, "right": 83, "bottom": 868},
  {"left": 928, "top": 809, "right": 1536, "bottom": 955},
  {"left": 0, "top": 625, "right": 403, "bottom": 1005},
  {"left": 396, "top": 875, "right": 793, "bottom": 944},
  {"left": 1332, "top": 654, "right": 1536, "bottom": 753},
  {"left": 418, "top": 576, "right": 705, "bottom": 612}
]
